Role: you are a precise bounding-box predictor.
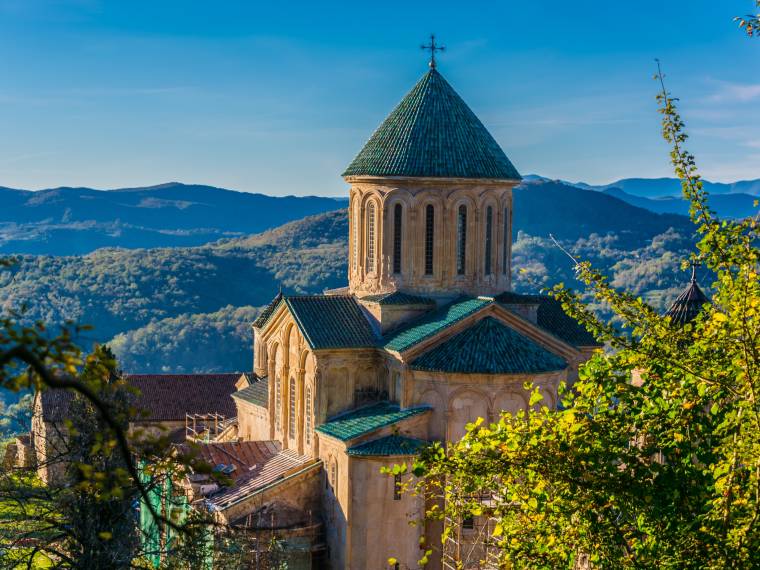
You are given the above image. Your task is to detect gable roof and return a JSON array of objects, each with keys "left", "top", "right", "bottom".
[
  {"left": 39, "top": 373, "right": 241, "bottom": 423},
  {"left": 362, "top": 291, "right": 435, "bottom": 306},
  {"left": 383, "top": 297, "right": 491, "bottom": 353},
  {"left": 347, "top": 435, "right": 428, "bottom": 457},
  {"left": 285, "top": 295, "right": 377, "bottom": 350},
  {"left": 253, "top": 291, "right": 283, "bottom": 328},
  {"left": 664, "top": 278, "right": 711, "bottom": 326},
  {"left": 207, "top": 448, "right": 315, "bottom": 511},
  {"left": 343, "top": 69, "right": 521, "bottom": 180},
  {"left": 315, "top": 402, "right": 430, "bottom": 442},
  {"left": 127, "top": 374, "right": 239, "bottom": 421},
  {"left": 232, "top": 376, "right": 269, "bottom": 409},
  {"left": 410, "top": 316, "right": 567, "bottom": 374},
  {"left": 495, "top": 291, "right": 601, "bottom": 347}
]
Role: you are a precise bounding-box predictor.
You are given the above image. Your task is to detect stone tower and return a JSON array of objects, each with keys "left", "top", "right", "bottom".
[{"left": 343, "top": 67, "right": 521, "bottom": 299}]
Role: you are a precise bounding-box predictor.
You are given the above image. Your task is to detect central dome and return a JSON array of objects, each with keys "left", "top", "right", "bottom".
[{"left": 343, "top": 69, "right": 521, "bottom": 180}]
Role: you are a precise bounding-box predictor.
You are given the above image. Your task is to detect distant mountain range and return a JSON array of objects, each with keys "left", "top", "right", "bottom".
[
  {"left": 0, "top": 177, "right": 726, "bottom": 255},
  {"left": 525, "top": 175, "right": 760, "bottom": 198},
  {"left": 523, "top": 175, "right": 759, "bottom": 219},
  {"left": 0, "top": 182, "right": 347, "bottom": 255}
]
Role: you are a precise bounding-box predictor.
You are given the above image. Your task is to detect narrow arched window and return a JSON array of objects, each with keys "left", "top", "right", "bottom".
[
  {"left": 330, "top": 459, "right": 338, "bottom": 493},
  {"left": 305, "top": 386, "right": 312, "bottom": 446},
  {"left": 456, "top": 205, "right": 467, "bottom": 275},
  {"left": 393, "top": 204, "right": 402, "bottom": 274},
  {"left": 502, "top": 207, "right": 509, "bottom": 275},
  {"left": 485, "top": 206, "right": 493, "bottom": 275},
  {"left": 424, "top": 205, "right": 434, "bottom": 275},
  {"left": 289, "top": 378, "right": 296, "bottom": 437},
  {"left": 367, "top": 202, "right": 376, "bottom": 270},
  {"left": 352, "top": 201, "right": 359, "bottom": 271},
  {"left": 275, "top": 376, "right": 281, "bottom": 431}
]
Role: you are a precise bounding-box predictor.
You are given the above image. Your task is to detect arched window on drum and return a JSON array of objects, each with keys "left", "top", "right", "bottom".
[{"left": 366, "top": 201, "right": 376, "bottom": 271}]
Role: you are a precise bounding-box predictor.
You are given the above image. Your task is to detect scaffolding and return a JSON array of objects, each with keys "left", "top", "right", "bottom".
[
  {"left": 442, "top": 492, "right": 502, "bottom": 570},
  {"left": 185, "top": 413, "right": 234, "bottom": 442}
]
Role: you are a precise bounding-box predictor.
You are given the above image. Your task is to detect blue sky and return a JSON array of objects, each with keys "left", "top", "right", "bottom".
[{"left": 0, "top": 0, "right": 758, "bottom": 195}]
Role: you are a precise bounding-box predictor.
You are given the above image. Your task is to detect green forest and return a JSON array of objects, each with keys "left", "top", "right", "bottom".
[{"left": 0, "top": 180, "right": 702, "bottom": 374}]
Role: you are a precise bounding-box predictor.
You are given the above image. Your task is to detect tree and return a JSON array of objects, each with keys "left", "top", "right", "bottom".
[
  {"left": 405, "top": 42, "right": 760, "bottom": 570},
  {"left": 55, "top": 346, "right": 140, "bottom": 568},
  {"left": 735, "top": 1, "right": 760, "bottom": 36}
]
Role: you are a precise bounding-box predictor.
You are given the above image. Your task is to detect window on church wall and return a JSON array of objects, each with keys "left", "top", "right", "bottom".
[
  {"left": 305, "top": 386, "right": 312, "bottom": 446},
  {"left": 424, "top": 204, "right": 435, "bottom": 275},
  {"left": 330, "top": 459, "right": 338, "bottom": 494},
  {"left": 366, "top": 202, "right": 376, "bottom": 270},
  {"left": 393, "top": 204, "right": 402, "bottom": 274},
  {"left": 502, "top": 207, "right": 509, "bottom": 275},
  {"left": 456, "top": 205, "right": 467, "bottom": 275},
  {"left": 352, "top": 202, "right": 359, "bottom": 271},
  {"left": 275, "top": 376, "right": 281, "bottom": 431},
  {"left": 289, "top": 378, "right": 296, "bottom": 437},
  {"left": 484, "top": 206, "right": 493, "bottom": 275}
]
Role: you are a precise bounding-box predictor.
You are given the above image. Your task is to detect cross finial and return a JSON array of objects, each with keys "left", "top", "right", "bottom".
[
  {"left": 689, "top": 258, "right": 701, "bottom": 283},
  {"left": 421, "top": 34, "right": 445, "bottom": 69}
]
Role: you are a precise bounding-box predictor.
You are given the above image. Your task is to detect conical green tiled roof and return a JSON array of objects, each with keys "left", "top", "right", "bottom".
[
  {"left": 664, "top": 277, "right": 711, "bottom": 327},
  {"left": 343, "top": 69, "right": 521, "bottom": 180}
]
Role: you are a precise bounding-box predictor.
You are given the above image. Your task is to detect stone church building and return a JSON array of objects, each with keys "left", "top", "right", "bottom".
[
  {"left": 204, "top": 63, "right": 602, "bottom": 569},
  {"left": 23, "top": 61, "right": 607, "bottom": 569}
]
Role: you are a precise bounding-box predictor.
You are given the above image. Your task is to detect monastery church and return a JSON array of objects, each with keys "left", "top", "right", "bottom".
[
  {"left": 36, "top": 54, "right": 722, "bottom": 569},
  {"left": 226, "top": 60, "right": 602, "bottom": 568}
]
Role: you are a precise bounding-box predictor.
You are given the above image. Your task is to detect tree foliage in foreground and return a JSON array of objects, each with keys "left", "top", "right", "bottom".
[{"left": 406, "top": 74, "right": 760, "bottom": 568}]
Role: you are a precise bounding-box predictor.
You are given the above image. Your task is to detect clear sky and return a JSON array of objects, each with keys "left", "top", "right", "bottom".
[{"left": 0, "top": 0, "right": 758, "bottom": 195}]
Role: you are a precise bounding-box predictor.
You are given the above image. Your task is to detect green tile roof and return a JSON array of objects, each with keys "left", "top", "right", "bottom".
[
  {"left": 347, "top": 435, "right": 428, "bottom": 457},
  {"left": 362, "top": 291, "right": 436, "bottom": 306},
  {"left": 315, "top": 402, "right": 431, "bottom": 442},
  {"left": 410, "top": 316, "right": 567, "bottom": 374},
  {"left": 343, "top": 69, "right": 521, "bottom": 180},
  {"left": 495, "top": 291, "right": 601, "bottom": 347},
  {"left": 285, "top": 295, "right": 377, "bottom": 350},
  {"left": 253, "top": 291, "right": 283, "bottom": 329},
  {"left": 231, "top": 376, "right": 269, "bottom": 409},
  {"left": 664, "top": 278, "right": 710, "bottom": 327},
  {"left": 383, "top": 297, "right": 491, "bottom": 353}
]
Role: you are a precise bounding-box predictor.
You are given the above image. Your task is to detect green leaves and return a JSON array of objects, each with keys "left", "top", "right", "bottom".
[{"left": 402, "top": 64, "right": 760, "bottom": 569}]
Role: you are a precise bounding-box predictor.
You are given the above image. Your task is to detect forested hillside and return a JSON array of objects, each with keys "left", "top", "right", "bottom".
[
  {"left": 0, "top": 182, "right": 347, "bottom": 255},
  {"left": 0, "top": 181, "right": 702, "bottom": 373}
]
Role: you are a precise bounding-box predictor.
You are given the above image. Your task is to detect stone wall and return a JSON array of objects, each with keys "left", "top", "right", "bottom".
[
  {"left": 347, "top": 176, "right": 516, "bottom": 298},
  {"left": 348, "top": 456, "right": 425, "bottom": 569},
  {"left": 236, "top": 400, "right": 270, "bottom": 441}
]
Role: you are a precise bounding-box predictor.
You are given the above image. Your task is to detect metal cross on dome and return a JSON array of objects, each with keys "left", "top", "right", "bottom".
[
  {"left": 421, "top": 34, "right": 445, "bottom": 69},
  {"left": 689, "top": 258, "right": 702, "bottom": 282}
]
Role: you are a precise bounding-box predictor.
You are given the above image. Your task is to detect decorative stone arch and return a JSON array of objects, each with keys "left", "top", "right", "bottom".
[
  {"left": 349, "top": 192, "right": 361, "bottom": 275},
  {"left": 362, "top": 195, "right": 382, "bottom": 276},
  {"left": 382, "top": 189, "right": 414, "bottom": 279},
  {"left": 479, "top": 195, "right": 500, "bottom": 278},
  {"left": 447, "top": 194, "right": 478, "bottom": 278},
  {"left": 498, "top": 193, "right": 514, "bottom": 281},
  {"left": 414, "top": 192, "right": 446, "bottom": 281},
  {"left": 492, "top": 388, "right": 529, "bottom": 419},
  {"left": 268, "top": 341, "right": 282, "bottom": 438},
  {"left": 419, "top": 388, "right": 446, "bottom": 441},
  {"left": 446, "top": 386, "right": 492, "bottom": 443}
]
